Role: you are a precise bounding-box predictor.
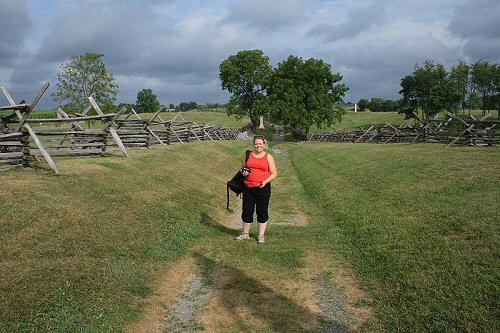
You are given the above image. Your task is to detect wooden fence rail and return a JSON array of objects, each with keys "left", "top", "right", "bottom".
[
  {"left": 1, "top": 85, "right": 240, "bottom": 173},
  {"left": 309, "top": 112, "right": 500, "bottom": 147}
]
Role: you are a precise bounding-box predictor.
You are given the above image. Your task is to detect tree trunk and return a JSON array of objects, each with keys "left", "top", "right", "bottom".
[{"left": 250, "top": 118, "right": 258, "bottom": 131}]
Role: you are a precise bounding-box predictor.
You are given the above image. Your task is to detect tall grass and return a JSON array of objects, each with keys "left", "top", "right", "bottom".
[
  {"left": 28, "top": 109, "right": 58, "bottom": 119},
  {"left": 0, "top": 109, "right": 58, "bottom": 119}
]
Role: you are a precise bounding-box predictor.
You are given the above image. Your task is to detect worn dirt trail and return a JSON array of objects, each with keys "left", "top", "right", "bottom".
[{"left": 125, "top": 144, "right": 373, "bottom": 332}]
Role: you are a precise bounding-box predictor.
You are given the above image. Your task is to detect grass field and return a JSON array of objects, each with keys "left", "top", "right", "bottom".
[
  {"left": 0, "top": 110, "right": 248, "bottom": 130},
  {"left": 309, "top": 111, "right": 408, "bottom": 132},
  {"left": 139, "top": 111, "right": 249, "bottom": 129},
  {"left": 309, "top": 109, "right": 499, "bottom": 132},
  {"left": 4, "top": 108, "right": 495, "bottom": 133},
  {"left": 1, "top": 140, "right": 499, "bottom": 332},
  {"left": 289, "top": 143, "right": 500, "bottom": 331}
]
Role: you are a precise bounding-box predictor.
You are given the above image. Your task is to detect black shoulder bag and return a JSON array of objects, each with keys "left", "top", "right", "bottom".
[{"left": 226, "top": 149, "right": 250, "bottom": 209}]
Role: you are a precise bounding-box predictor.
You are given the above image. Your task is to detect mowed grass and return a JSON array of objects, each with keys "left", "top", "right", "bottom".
[
  {"left": 288, "top": 142, "right": 500, "bottom": 332},
  {"left": 1, "top": 140, "right": 499, "bottom": 332},
  {"left": 0, "top": 141, "right": 249, "bottom": 332},
  {"left": 308, "top": 109, "right": 499, "bottom": 133},
  {"left": 2, "top": 111, "right": 249, "bottom": 130},
  {"left": 309, "top": 111, "right": 408, "bottom": 132},
  {"left": 141, "top": 111, "right": 249, "bottom": 129}
]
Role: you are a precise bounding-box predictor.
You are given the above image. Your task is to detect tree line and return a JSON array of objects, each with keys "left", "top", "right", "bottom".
[
  {"left": 359, "top": 60, "right": 500, "bottom": 118},
  {"left": 357, "top": 98, "right": 400, "bottom": 112},
  {"left": 398, "top": 60, "right": 499, "bottom": 118},
  {"left": 51, "top": 52, "right": 498, "bottom": 129},
  {"left": 51, "top": 51, "right": 349, "bottom": 133}
]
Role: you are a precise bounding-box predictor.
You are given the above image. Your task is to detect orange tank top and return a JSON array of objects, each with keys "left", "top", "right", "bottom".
[{"left": 244, "top": 152, "right": 270, "bottom": 187}]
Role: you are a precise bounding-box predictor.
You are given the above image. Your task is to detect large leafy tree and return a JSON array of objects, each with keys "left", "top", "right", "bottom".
[
  {"left": 136, "top": 88, "right": 160, "bottom": 113},
  {"left": 358, "top": 98, "right": 369, "bottom": 111},
  {"left": 470, "top": 60, "right": 496, "bottom": 114},
  {"left": 369, "top": 97, "right": 385, "bottom": 112},
  {"left": 450, "top": 60, "right": 470, "bottom": 111},
  {"left": 219, "top": 49, "right": 273, "bottom": 128},
  {"left": 493, "top": 64, "right": 500, "bottom": 117},
  {"left": 267, "top": 55, "right": 348, "bottom": 134},
  {"left": 52, "top": 53, "right": 118, "bottom": 111},
  {"left": 399, "top": 60, "right": 460, "bottom": 118}
]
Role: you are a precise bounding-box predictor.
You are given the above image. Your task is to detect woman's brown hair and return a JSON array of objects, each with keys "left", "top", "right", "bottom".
[{"left": 253, "top": 135, "right": 266, "bottom": 143}]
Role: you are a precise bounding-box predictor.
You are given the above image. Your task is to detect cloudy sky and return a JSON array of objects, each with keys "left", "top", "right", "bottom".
[{"left": 1, "top": 0, "right": 499, "bottom": 109}]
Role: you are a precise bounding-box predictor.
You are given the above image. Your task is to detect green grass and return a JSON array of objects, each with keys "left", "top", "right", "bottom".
[
  {"left": 288, "top": 143, "right": 500, "bottom": 332},
  {"left": 308, "top": 111, "right": 408, "bottom": 132},
  {"left": 29, "top": 110, "right": 58, "bottom": 119},
  {"left": 0, "top": 142, "right": 248, "bottom": 332},
  {"left": 10, "top": 111, "right": 250, "bottom": 130},
  {"left": 1, "top": 141, "right": 498, "bottom": 332},
  {"left": 308, "top": 110, "right": 499, "bottom": 133},
  {"left": 128, "top": 111, "right": 249, "bottom": 129},
  {"left": 0, "top": 109, "right": 58, "bottom": 120}
]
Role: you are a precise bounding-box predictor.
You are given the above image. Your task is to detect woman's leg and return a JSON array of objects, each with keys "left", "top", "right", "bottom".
[
  {"left": 255, "top": 184, "right": 271, "bottom": 236},
  {"left": 243, "top": 222, "right": 251, "bottom": 236},
  {"left": 258, "top": 222, "right": 268, "bottom": 236},
  {"left": 238, "top": 186, "right": 254, "bottom": 238},
  {"left": 241, "top": 186, "right": 255, "bottom": 223}
]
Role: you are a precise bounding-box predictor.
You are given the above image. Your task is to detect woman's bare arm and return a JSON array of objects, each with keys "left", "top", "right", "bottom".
[{"left": 260, "top": 154, "right": 277, "bottom": 187}]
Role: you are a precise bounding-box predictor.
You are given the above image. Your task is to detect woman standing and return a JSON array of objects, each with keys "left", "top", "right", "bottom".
[{"left": 236, "top": 135, "right": 278, "bottom": 244}]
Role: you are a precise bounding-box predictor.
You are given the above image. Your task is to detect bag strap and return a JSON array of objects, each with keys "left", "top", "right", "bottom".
[
  {"left": 244, "top": 149, "right": 251, "bottom": 168},
  {"left": 226, "top": 182, "right": 230, "bottom": 209}
]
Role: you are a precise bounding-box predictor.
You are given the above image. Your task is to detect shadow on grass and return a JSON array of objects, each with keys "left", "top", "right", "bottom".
[
  {"left": 193, "top": 252, "right": 349, "bottom": 333},
  {"left": 200, "top": 212, "right": 239, "bottom": 237}
]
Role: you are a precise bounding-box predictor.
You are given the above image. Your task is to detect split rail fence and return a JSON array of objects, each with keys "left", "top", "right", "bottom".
[
  {"left": 309, "top": 112, "right": 499, "bottom": 147},
  {"left": 0, "top": 84, "right": 240, "bottom": 173}
]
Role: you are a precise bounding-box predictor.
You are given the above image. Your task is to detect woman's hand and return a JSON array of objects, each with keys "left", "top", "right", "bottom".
[{"left": 259, "top": 181, "right": 266, "bottom": 188}]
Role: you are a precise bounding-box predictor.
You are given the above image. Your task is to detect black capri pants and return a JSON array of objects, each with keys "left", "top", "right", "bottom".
[{"left": 241, "top": 183, "right": 271, "bottom": 223}]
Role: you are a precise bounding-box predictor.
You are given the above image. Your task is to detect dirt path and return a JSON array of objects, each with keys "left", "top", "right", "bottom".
[
  {"left": 273, "top": 125, "right": 285, "bottom": 142},
  {"left": 125, "top": 144, "right": 373, "bottom": 332}
]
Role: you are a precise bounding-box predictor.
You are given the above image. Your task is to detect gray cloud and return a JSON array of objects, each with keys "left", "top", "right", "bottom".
[
  {"left": 448, "top": 0, "right": 500, "bottom": 62},
  {"left": 329, "top": 33, "right": 460, "bottom": 102},
  {"left": 449, "top": 0, "right": 500, "bottom": 39},
  {"left": 461, "top": 36, "right": 500, "bottom": 61},
  {"left": 338, "top": 33, "right": 458, "bottom": 70},
  {"left": 37, "top": 2, "right": 156, "bottom": 64},
  {"left": 132, "top": 23, "right": 246, "bottom": 81},
  {"left": 2, "top": 1, "right": 498, "bottom": 110},
  {"left": 0, "top": 0, "right": 32, "bottom": 67},
  {"left": 116, "top": 75, "right": 230, "bottom": 106},
  {"left": 308, "top": 1, "right": 388, "bottom": 42},
  {"left": 225, "top": 0, "right": 306, "bottom": 31},
  {"left": 35, "top": 0, "right": 246, "bottom": 85}
]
